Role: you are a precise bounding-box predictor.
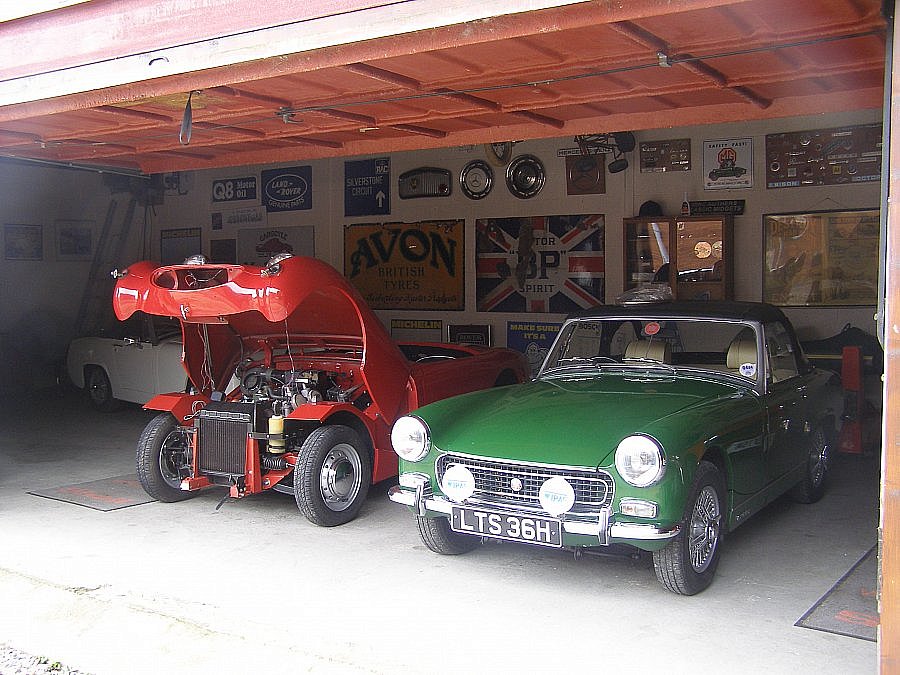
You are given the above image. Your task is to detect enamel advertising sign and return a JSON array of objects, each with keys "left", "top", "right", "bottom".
[
  {"left": 344, "top": 220, "right": 464, "bottom": 310},
  {"left": 261, "top": 166, "right": 312, "bottom": 212},
  {"left": 476, "top": 214, "right": 605, "bottom": 313}
]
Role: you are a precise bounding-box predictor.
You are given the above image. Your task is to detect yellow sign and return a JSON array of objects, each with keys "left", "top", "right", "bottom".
[{"left": 344, "top": 220, "right": 464, "bottom": 310}]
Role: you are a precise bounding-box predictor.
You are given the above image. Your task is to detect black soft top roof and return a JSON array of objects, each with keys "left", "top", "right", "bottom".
[{"left": 568, "top": 300, "right": 789, "bottom": 325}]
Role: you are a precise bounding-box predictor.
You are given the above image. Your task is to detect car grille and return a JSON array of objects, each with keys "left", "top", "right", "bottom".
[
  {"left": 197, "top": 402, "right": 255, "bottom": 476},
  {"left": 435, "top": 453, "right": 614, "bottom": 515}
]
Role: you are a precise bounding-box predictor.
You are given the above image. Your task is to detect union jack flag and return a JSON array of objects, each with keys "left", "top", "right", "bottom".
[{"left": 476, "top": 214, "right": 604, "bottom": 313}]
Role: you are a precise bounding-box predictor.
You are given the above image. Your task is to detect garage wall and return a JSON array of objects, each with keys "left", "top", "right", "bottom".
[
  {"left": 0, "top": 108, "right": 883, "bottom": 391},
  {"left": 151, "top": 108, "right": 882, "bottom": 344},
  {"left": 0, "top": 162, "right": 153, "bottom": 390}
]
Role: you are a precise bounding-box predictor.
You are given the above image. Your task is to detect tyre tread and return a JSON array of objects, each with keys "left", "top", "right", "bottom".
[
  {"left": 416, "top": 515, "right": 480, "bottom": 555},
  {"left": 295, "top": 425, "right": 371, "bottom": 527},
  {"left": 136, "top": 413, "right": 192, "bottom": 502}
]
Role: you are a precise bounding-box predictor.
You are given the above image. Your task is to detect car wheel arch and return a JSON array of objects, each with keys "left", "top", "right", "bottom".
[
  {"left": 84, "top": 364, "right": 113, "bottom": 393},
  {"left": 308, "top": 410, "right": 375, "bottom": 465},
  {"left": 698, "top": 445, "right": 732, "bottom": 526}
]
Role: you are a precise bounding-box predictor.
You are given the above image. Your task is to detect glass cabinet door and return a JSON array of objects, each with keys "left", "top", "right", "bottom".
[
  {"left": 623, "top": 219, "right": 671, "bottom": 291},
  {"left": 674, "top": 217, "right": 729, "bottom": 300}
]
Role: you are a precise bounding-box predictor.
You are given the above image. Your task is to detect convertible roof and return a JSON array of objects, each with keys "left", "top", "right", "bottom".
[{"left": 568, "top": 300, "right": 789, "bottom": 324}]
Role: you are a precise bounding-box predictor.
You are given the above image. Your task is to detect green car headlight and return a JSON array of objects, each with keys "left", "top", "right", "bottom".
[
  {"left": 615, "top": 434, "right": 665, "bottom": 487},
  {"left": 391, "top": 415, "right": 430, "bottom": 462}
]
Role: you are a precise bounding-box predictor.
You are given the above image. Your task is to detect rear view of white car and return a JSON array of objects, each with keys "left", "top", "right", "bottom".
[{"left": 66, "top": 313, "right": 186, "bottom": 410}]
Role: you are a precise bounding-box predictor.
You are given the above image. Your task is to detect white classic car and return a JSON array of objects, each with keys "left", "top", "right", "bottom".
[{"left": 66, "top": 313, "right": 187, "bottom": 410}]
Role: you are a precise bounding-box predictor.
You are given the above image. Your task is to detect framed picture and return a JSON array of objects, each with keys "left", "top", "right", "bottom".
[
  {"left": 703, "top": 137, "right": 752, "bottom": 190},
  {"left": 448, "top": 324, "right": 492, "bottom": 346},
  {"left": 4, "top": 224, "right": 42, "bottom": 260},
  {"left": 55, "top": 220, "right": 94, "bottom": 261},
  {"left": 160, "top": 227, "right": 202, "bottom": 264},
  {"left": 763, "top": 208, "right": 879, "bottom": 306}
]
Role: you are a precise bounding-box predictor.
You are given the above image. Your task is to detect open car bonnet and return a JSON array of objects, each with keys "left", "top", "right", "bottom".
[{"left": 113, "top": 255, "right": 410, "bottom": 403}]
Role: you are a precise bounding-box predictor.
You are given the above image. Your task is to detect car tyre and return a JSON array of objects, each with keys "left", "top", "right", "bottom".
[
  {"left": 295, "top": 425, "right": 371, "bottom": 527},
  {"left": 653, "top": 461, "right": 725, "bottom": 595},
  {"left": 789, "top": 426, "right": 830, "bottom": 504},
  {"left": 85, "top": 366, "right": 121, "bottom": 412},
  {"left": 417, "top": 515, "right": 481, "bottom": 555},
  {"left": 136, "top": 413, "right": 194, "bottom": 502}
]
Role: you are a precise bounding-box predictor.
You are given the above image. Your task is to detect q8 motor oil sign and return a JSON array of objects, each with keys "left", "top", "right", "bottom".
[
  {"left": 476, "top": 214, "right": 605, "bottom": 313},
  {"left": 344, "top": 220, "right": 464, "bottom": 310}
]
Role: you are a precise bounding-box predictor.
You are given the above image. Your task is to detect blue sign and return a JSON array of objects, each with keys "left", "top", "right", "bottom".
[
  {"left": 345, "top": 158, "right": 390, "bottom": 217},
  {"left": 262, "top": 166, "right": 312, "bottom": 212},
  {"left": 507, "top": 321, "right": 562, "bottom": 377}
]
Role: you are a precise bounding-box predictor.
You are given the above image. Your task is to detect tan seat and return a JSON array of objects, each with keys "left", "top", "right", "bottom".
[
  {"left": 726, "top": 329, "right": 757, "bottom": 372},
  {"left": 624, "top": 339, "right": 672, "bottom": 364}
]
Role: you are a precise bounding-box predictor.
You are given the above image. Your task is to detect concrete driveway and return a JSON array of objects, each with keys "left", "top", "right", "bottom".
[{"left": 0, "top": 391, "right": 879, "bottom": 674}]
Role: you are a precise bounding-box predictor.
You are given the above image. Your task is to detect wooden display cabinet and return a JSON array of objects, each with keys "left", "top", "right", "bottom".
[{"left": 623, "top": 215, "right": 734, "bottom": 300}]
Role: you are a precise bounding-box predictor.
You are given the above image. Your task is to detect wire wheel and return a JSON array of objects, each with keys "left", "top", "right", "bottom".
[
  {"left": 688, "top": 485, "right": 721, "bottom": 573},
  {"left": 809, "top": 428, "right": 829, "bottom": 488}
]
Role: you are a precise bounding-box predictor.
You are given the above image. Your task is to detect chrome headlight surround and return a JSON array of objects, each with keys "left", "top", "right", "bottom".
[
  {"left": 614, "top": 434, "right": 666, "bottom": 488},
  {"left": 391, "top": 415, "right": 430, "bottom": 462}
]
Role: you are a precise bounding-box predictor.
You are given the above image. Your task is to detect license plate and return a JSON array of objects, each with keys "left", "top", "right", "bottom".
[{"left": 451, "top": 506, "right": 562, "bottom": 548}]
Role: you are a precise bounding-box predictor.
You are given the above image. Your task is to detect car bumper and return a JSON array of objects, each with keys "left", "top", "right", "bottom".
[{"left": 388, "top": 483, "right": 681, "bottom": 546}]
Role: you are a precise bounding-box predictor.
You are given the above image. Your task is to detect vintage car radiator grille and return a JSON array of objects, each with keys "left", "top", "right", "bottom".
[
  {"left": 435, "top": 453, "right": 614, "bottom": 514},
  {"left": 197, "top": 402, "right": 255, "bottom": 475}
]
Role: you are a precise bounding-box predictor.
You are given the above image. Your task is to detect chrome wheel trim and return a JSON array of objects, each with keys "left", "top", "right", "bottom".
[
  {"left": 810, "top": 429, "right": 829, "bottom": 488},
  {"left": 688, "top": 485, "right": 721, "bottom": 573},
  {"left": 319, "top": 443, "right": 362, "bottom": 512},
  {"left": 159, "top": 429, "right": 189, "bottom": 489}
]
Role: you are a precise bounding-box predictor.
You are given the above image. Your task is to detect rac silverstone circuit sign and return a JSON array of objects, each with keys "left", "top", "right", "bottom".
[{"left": 345, "top": 158, "right": 390, "bottom": 216}]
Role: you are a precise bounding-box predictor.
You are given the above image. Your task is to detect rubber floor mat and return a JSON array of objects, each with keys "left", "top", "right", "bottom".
[
  {"left": 795, "top": 546, "right": 879, "bottom": 642},
  {"left": 28, "top": 474, "right": 154, "bottom": 511}
]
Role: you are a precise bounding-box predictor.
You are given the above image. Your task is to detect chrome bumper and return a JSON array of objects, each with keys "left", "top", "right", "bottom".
[{"left": 387, "top": 484, "right": 680, "bottom": 543}]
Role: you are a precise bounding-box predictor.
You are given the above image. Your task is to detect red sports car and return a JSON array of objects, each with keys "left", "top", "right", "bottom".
[{"left": 113, "top": 254, "right": 528, "bottom": 526}]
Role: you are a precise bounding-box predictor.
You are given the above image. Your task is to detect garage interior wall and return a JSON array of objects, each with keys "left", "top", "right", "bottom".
[{"left": 0, "top": 107, "right": 882, "bottom": 391}]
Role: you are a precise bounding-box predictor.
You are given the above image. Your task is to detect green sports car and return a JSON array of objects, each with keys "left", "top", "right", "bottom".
[{"left": 389, "top": 301, "right": 840, "bottom": 594}]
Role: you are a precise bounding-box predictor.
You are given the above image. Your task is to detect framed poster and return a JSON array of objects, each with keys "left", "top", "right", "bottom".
[
  {"left": 55, "top": 220, "right": 93, "bottom": 261},
  {"left": 703, "top": 138, "right": 752, "bottom": 190},
  {"left": 390, "top": 319, "right": 443, "bottom": 343},
  {"left": 237, "top": 226, "right": 314, "bottom": 265},
  {"left": 209, "top": 238, "right": 236, "bottom": 264},
  {"left": 763, "top": 209, "right": 879, "bottom": 306},
  {"left": 476, "top": 214, "right": 604, "bottom": 313},
  {"left": 4, "top": 224, "right": 42, "bottom": 260},
  {"left": 639, "top": 138, "right": 691, "bottom": 172},
  {"left": 766, "top": 123, "right": 882, "bottom": 188},
  {"left": 345, "top": 220, "right": 464, "bottom": 310},
  {"left": 448, "top": 324, "right": 492, "bottom": 346}
]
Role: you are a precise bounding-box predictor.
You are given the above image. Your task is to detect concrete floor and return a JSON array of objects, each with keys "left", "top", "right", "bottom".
[{"left": 0, "top": 389, "right": 881, "bottom": 674}]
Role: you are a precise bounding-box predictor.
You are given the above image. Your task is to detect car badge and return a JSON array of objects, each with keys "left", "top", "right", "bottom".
[{"left": 510, "top": 477, "right": 523, "bottom": 492}]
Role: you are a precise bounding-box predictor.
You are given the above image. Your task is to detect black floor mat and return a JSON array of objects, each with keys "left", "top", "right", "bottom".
[
  {"left": 795, "top": 546, "right": 879, "bottom": 642},
  {"left": 28, "top": 474, "right": 154, "bottom": 511}
]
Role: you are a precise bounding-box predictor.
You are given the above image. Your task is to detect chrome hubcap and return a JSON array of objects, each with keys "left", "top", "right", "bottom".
[
  {"left": 319, "top": 443, "right": 362, "bottom": 512},
  {"left": 688, "top": 485, "right": 721, "bottom": 573}
]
